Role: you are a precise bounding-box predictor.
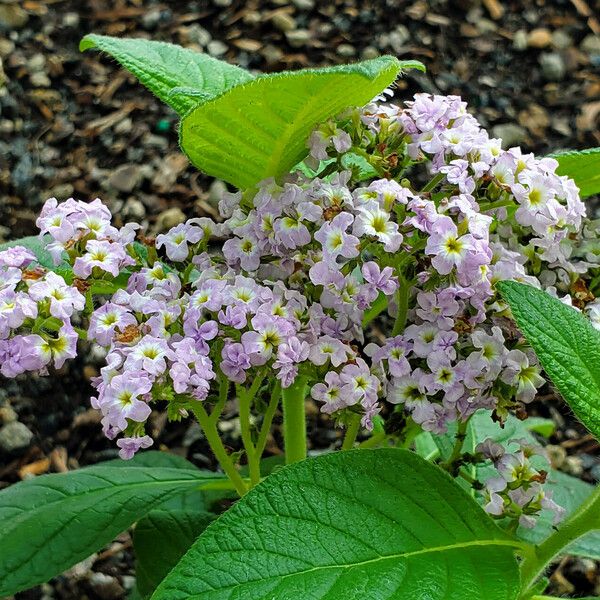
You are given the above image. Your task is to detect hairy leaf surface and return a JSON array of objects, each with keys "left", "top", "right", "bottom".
[
  {"left": 179, "top": 57, "right": 415, "bottom": 189},
  {"left": 498, "top": 281, "right": 600, "bottom": 440},
  {"left": 152, "top": 449, "right": 521, "bottom": 600},
  {"left": 80, "top": 35, "right": 254, "bottom": 115}
]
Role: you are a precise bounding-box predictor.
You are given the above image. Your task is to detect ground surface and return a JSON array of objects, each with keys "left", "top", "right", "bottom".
[{"left": 1, "top": 0, "right": 600, "bottom": 598}]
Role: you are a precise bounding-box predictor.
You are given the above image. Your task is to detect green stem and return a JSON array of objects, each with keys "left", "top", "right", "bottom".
[
  {"left": 236, "top": 372, "right": 267, "bottom": 488},
  {"left": 440, "top": 417, "right": 470, "bottom": 475},
  {"left": 238, "top": 388, "right": 260, "bottom": 487},
  {"left": 398, "top": 418, "right": 420, "bottom": 449},
  {"left": 255, "top": 381, "right": 281, "bottom": 459},
  {"left": 359, "top": 431, "right": 387, "bottom": 448},
  {"left": 282, "top": 376, "right": 308, "bottom": 464},
  {"left": 479, "top": 198, "right": 515, "bottom": 212},
  {"left": 209, "top": 375, "right": 229, "bottom": 425},
  {"left": 341, "top": 413, "right": 361, "bottom": 450},
  {"left": 189, "top": 402, "right": 248, "bottom": 497},
  {"left": 519, "top": 486, "right": 600, "bottom": 595},
  {"left": 392, "top": 276, "right": 410, "bottom": 336},
  {"left": 420, "top": 172, "right": 445, "bottom": 193}
]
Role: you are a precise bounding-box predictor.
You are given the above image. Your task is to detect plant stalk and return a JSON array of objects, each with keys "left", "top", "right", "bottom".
[
  {"left": 282, "top": 376, "right": 308, "bottom": 464},
  {"left": 519, "top": 486, "right": 600, "bottom": 595},
  {"left": 391, "top": 275, "right": 410, "bottom": 336},
  {"left": 189, "top": 402, "right": 248, "bottom": 497},
  {"left": 255, "top": 381, "right": 281, "bottom": 459},
  {"left": 440, "top": 417, "right": 470, "bottom": 475},
  {"left": 341, "top": 413, "right": 361, "bottom": 450}
]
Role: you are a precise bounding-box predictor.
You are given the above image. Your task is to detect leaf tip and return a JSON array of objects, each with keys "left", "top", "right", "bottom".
[{"left": 79, "top": 34, "right": 97, "bottom": 52}]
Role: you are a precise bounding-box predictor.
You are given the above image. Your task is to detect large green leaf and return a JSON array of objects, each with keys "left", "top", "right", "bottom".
[
  {"left": 152, "top": 449, "right": 522, "bottom": 600},
  {"left": 179, "top": 57, "right": 418, "bottom": 189},
  {"left": 0, "top": 452, "right": 223, "bottom": 596},
  {"left": 520, "top": 470, "right": 600, "bottom": 560},
  {"left": 498, "top": 281, "right": 600, "bottom": 440},
  {"left": 80, "top": 34, "right": 254, "bottom": 115},
  {"left": 553, "top": 147, "right": 600, "bottom": 199}
]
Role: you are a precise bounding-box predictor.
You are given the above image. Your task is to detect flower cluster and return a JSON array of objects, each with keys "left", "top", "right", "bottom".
[
  {"left": 0, "top": 244, "right": 83, "bottom": 377},
  {"left": 476, "top": 437, "right": 564, "bottom": 527},
  {"left": 0, "top": 91, "right": 590, "bottom": 522}
]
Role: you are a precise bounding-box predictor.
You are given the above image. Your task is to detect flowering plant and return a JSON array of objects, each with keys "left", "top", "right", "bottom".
[{"left": 0, "top": 35, "right": 599, "bottom": 600}]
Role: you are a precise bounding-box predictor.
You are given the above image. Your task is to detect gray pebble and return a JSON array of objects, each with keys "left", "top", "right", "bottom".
[
  {"left": 292, "top": 0, "right": 315, "bottom": 9},
  {"left": 207, "top": 40, "right": 228, "bottom": 57},
  {"left": 540, "top": 52, "right": 566, "bottom": 82},
  {"left": 272, "top": 13, "right": 297, "bottom": 33},
  {"left": 108, "top": 164, "right": 142, "bottom": 193},
  {"left": 361, "top": 46, "right": 380, "bottom": 60},
  {"left": 336, "top": 43, "right": 356, "bottom": 58},
  {"left": 156, "top": 207, "right": 186, "bottom": 231},
  {"left": 123, "top": 198, "right": 146, "bottom": 220},
  {"left": 87, "top": 572, "right": 124, "bottom": 600},
  {"left": 0, "top": 422, "right": 34, "bottom": 452},
  {"left": 0, "top": 4, "right": 28, "bottom": 29},
  {"left": 492, "top": 123, "right": 528, "bottom": 148},
  {"left": 512, "top": 30, "right": 528, "bottom": 51},
  {"left": 581, "top": 34, "right": 600, "bottom": 55},
  {"left": 286, "top": 29, "right": 311, "bottom": 49}
]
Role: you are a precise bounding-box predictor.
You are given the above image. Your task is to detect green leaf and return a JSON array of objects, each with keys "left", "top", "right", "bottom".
[
  {"left": 498, "top": 281, "right": 600, "bottom": 440},
  {"left": 0, "top": 453, "right": 224, "bottom": 596},
  {"left": 553, "top": 147, "right": 600, "bottom": 199},
  {"left": 80, "top": 34, "right": 254, "bottom": 115},
  {"left": 152, "top": 449, "right": 522, "bottom": 600},
  {"left": 180, "top": 56, "right": 407, "bottom": 189},
  {"left": 519, "top": 470, "right": 600, "bottom": 560},
  {"left": 134, "top": 506, "right": 214, "bottom": 598},
  {"left": 340, "top": 152, "right": 381, "bottom": 181}
]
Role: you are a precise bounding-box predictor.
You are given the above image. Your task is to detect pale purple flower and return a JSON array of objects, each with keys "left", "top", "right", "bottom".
[
  {"left": 223, "top": 234, "right": 261, "bottom": 272},
  {"left": 340, "top": 358, "right": 379, "bottom": 404},
  {"left": 36, "top": 322, "right": 78, "bottom": 369},
  {"left": 28, "top": 272, "right": 85, "bottom": 320},
  {"left": 73, "top": 239, "right": 133, "bottom": 278},
  {"left": 102, "top": 373, "right": 153, "bottom": 429},
  {"left": 311, "top": 371, "right": 348, "bottom": 414},
  {"left": 190, "top": 279, "right": 228, "bottom": 313},
  {"left": 308, "top": 335, "right": 350, "bottom": 367},
  {"left": 314, "top": 212, "right": 359, "bottom": 263},
  {"left": 308, "top": 123, "right": 352, "bottom": 160},
  {"left": 0, "top": 289, "right": 38, "bottom": 336},
  {"left": 353, "top": 201, "right": 403, "bottom": 252},
  {"left": 170, "top": 338, "right": 215, "bottom": 398},
  {"left": 241, "top": 313, "right": 295, "bottom": 364},
  {"left": 218, "top": 305, "right": 248, "bottom": 329},
  {"left": 125, "top": 335, "right": 174, "bottom": 376},
  {"left": 366, "top": 336, "right": 412, "bottom": 378},
  {"left": 415, "top": 290, "right": 459, "bottom": 329},
  {"left": 0, "top": 334, "right": 48, "bottom": 376},
  {"left": 425, "top": 217, "right": 474, "bottom": 275},
  {"left": 0, "top": 266, "right": 22, "bottom": 291},
  {"left": 117, "top": 435, "right": 154, "bottom": 460},
  {"left": 0, "top": 246, "right": 36, "bottom": 268},
  {"left": 220, "top": 342, "right": 251, "bottom": 383},
  {"left": 156, "top": 222, "right": 205, "bottom": 262},
  {"left": 88, "top": 303, "right": 137, "bottom": 347},
  {"left": 501, "top": 349, "right": 545, "bottom": 403},
  {"left": 362, "top": 262, "right": 398, "bottom": 296}
]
